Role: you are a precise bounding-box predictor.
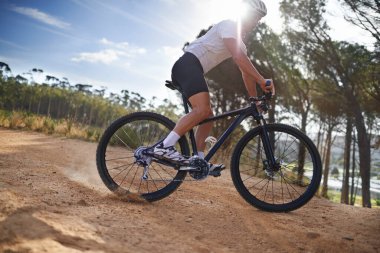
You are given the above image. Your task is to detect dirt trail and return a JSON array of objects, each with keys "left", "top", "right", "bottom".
[{"left": 0, "top": 128, "right": 379, "bottom": 253}]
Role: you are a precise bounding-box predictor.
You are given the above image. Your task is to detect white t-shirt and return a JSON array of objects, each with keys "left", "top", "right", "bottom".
[{"left": 185, "top": 20, "right": 247, "bottom": 74}]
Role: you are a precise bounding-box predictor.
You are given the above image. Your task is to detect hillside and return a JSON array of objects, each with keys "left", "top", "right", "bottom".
[{"left": 0, "top": 128, "right": 379, "bottom": 253}]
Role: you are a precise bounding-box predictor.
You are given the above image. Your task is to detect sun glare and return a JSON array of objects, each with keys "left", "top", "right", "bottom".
[{"left": 206, "top": 0, "right": 249, "bottom": 22}]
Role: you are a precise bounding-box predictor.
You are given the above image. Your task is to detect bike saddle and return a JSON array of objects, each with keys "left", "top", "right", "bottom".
[{"left": 165, "top": 80, "right": 182, "bottom": 92}]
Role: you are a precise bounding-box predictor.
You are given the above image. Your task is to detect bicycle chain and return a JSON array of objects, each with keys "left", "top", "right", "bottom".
[{"left": 143, "top": 178, "right": 200, "bottom": 182}]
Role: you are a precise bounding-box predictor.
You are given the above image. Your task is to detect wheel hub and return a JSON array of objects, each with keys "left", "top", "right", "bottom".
[
  {"left": 263, "top": 158, "right": 282, "bottom": 178},
  {"left": 134, "top": 146, "right": 152, "bottom": 166}
]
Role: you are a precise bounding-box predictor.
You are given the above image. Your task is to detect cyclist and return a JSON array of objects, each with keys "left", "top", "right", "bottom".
[{"left": 154, "top": 0, "right": 275, "bottom": 169}]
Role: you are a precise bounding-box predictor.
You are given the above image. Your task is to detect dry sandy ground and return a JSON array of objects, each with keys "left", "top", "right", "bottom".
[{"left": 0, "top": 128, "right": 379, "bottom": 253}]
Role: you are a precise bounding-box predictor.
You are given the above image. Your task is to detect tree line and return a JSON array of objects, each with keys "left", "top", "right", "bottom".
[{"left": 0, "top": 63, "right": 179, "bottom": 128}]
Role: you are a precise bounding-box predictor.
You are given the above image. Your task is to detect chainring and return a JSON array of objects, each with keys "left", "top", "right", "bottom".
[{"left": 188, "top": 157, "right": 209, "bottom": 180}]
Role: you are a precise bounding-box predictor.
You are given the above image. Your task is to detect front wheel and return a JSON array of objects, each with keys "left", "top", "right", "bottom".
[
  {"left": 96, "top": 112, "right": 190, "bottom": 202},
  {"left": 231, "top": 124, "right": 322, "bottom": 212}
]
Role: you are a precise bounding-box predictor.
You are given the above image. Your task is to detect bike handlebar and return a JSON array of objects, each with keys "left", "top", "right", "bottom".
[
  {"left": 249, "top": 80, "right": 273, "bottom": 102},
  {"left": 249, "top": 80, "right": 273, "bottom": 113},
  {"left": 249, "top": 95, "right": 269, "bottom": 102}
]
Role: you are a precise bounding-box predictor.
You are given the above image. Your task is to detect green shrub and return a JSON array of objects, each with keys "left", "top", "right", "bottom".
[
  {"left": 32, "top": 117, "right": 44, "bottom": 132},
  {"left": 0, "top": 109, "right": 104, "bottom": 142},
  {"left": 67, "top": 119, "right": 73, "bottom": 134},
  {"left": 9, "top": 111, "right": 25, "bottom": 128},
  {"left": 24, "top": 115, "right": 35, "bottom": 129},
  {"left": 43, "top": 117, "right": 56, "bottom": 134}
]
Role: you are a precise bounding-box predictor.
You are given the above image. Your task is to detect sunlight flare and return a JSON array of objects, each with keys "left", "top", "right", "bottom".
[{"left": 206, "top": 0, "right": 249, "bottom": 22}]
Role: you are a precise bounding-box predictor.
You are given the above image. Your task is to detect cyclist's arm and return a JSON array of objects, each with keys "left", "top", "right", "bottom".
[
  {"left": 223, "top": 38, "right": 273, "bottom": 96},
  {"left": 242, "top": 71, "right": 258, "bottom": 97}
]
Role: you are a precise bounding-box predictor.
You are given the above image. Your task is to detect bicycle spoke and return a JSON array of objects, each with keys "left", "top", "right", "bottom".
[
  {"left": 279, "top": 138, "right": 298, "bottom": 160},
  {"left": 106, "top": 155, "right": 134, "bottom": 162},
  {"left": 242, "top": 174, "right": 257, "bottom": 182},
  {"left": 109, "top": 163, "right": 130, "bottom": 171},
  {"left": 147, "top": 171, "right": 160, "bottom": 192},
  {"left": 111, "top": 164, "right": 133, "bottom": 180},
  {"left": 281, "top": 174, "right": 302, "bottom": 196},
  {"left": 282, "top": 175, "right": 295, "bottom": 201},
  {"left": 140, "top": 124, "right": 147, "bottom": 143},
  {"left": 140, "top": 121, "right": 149, "bottom": 145},
  {"left": 155, "top": 163, "right": 176, "bottom": 178},
  {"left": 247, "top": 176, "right": 268, "bottom": 190},
  {"left": 113, "top": 133, "right": 132, "bottom": 149},
  {"left": 138, "top": 177, "right": 143, "bottom": 193},
  {"left": 151, "top": 167, "right": 169, "bottom": 186},
  {"left": 245, "top": 143, "right": 261, "bottom": 154},
  {"left": 263, "top": 179, "right": 270, "bottom": 201},
  {"left": 128, "top": 165, "right": 140, "bottom": 191},
  {"left": 120, "top": 166, "right": 133, "bottom": 185},
  {"left": 239, "top": 166, "right": 262, "bottom": 173},
  {"left": 119, "top": 164, "right": 136, "bottom": 186},
  {"left": 146, "top": 179, "right": 150, "bottom": 193},
  {"left": 254, "top": 179, "right": 270, "bottom": 198}
]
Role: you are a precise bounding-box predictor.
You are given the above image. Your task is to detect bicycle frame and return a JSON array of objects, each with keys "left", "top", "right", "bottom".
[{"left": 181, "top": 93, "right": 277, "bottom": 166}]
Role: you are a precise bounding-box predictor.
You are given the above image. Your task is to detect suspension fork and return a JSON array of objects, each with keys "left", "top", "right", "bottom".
[{"left": 257, "top": 118, "right": 277, "bottom": 169}]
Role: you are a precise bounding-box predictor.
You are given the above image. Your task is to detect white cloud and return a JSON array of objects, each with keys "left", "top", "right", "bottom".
[
  {"left": 11, "top": 6, "right": 70, "bottom": 29},
  {"left": 71, "top": 49, "right": 120, "bottom": 64},
  {"left": 99, "top": 38, "right": 113, "bottom": 46},
  {"left": 71, "top": 38, "right": 146, "bottom": 65},
  {"left": 99, "top": 38, "right": 147, "bottom": 55}
]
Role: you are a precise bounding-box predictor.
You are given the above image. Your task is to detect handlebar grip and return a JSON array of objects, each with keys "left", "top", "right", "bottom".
[{"left": 265, "top": 80, "right": 272, "bottom": 87}]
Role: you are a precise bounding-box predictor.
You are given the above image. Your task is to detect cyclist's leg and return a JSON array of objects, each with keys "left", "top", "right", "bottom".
[
  {"left": 173, "top": 92, "right": 212, "bottom": 137},
  {"left": 158, "top": 52, "right": 210, "bottom": 159},
  {"left": 195, "top": 113, "right": 213, "bottom": 153}
]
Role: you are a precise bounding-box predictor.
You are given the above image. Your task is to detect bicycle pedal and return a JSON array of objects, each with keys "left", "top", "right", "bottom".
[
  {"left": 208, "top": 171, "right": 221, "bottom": 177},
  {"left": 209, "top": 164, "right": 225, "bottom": 172}
]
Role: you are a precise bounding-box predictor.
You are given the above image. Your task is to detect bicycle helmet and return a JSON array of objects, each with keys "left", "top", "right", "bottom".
[{"left": 245, "top": 0, "right": 267, "bottom": 18}]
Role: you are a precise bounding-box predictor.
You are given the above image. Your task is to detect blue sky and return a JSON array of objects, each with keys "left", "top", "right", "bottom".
[{"left": 0, "top": 0, "right": 372, "bottom": 102}]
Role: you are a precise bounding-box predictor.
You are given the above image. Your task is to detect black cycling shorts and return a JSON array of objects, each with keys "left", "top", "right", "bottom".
[{"left": 171, "top": 52, "right": 209, "bottom": 99}]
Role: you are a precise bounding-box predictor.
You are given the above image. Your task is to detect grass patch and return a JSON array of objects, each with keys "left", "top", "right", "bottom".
[
  {"left": 319, "top": 187, "right": 379, "bottom": 208},
  {"left": 326, "top": 190, "right": 342, "bottom": 203},
  {"left": 0, "top": 110, "right": 103, "bottom": 142}
]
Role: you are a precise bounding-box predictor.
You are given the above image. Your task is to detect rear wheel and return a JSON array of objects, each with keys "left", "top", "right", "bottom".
[
  {"left": 231, "top": 124, "right": 322, "bottom": 212},
  {"left": 96, "top": 112, "right": 190, "bottom": 201}
]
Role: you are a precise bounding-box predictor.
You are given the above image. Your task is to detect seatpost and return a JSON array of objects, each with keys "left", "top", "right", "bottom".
[
  {"left": 182, "top": 94, "right": 198, "bottom": 156},
  {"left": 182, "top": 94, "right": 190, "bottom": 114}
]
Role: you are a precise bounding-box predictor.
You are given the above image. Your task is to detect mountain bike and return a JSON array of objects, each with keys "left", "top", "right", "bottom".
[{"left": 96, "top": 80, "right": 322, "bottom": 212}]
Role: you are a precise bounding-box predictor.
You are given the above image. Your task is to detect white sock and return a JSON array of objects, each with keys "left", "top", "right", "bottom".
[
  {"left": 198, "top": 151, "right": 205, "bottom": 159},
  {"left": 163, "top": 131, "right": 181, "bottom": 148}
]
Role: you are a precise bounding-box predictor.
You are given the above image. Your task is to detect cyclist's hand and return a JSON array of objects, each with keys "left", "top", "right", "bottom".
[{"left": 261, "top": 79, "right": 275, "bottom": 95}]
